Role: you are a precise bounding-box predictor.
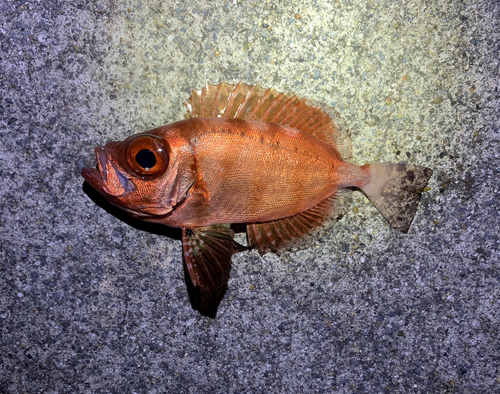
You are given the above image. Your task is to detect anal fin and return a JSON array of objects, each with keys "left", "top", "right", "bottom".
[{"left": 247, "top": 192, "right": 349, "bottom": 254}]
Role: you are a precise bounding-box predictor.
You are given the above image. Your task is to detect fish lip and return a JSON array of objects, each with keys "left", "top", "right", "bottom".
[
  {"left": 81, "top": 146, "right": 134, "bottom": 197},
  {"left": 81, "top": 146, "right": 107, "bottom": 191},
  {"left": 97, "top": 146, "right": 108, "bottom": 183},
  {"left": 81, "top": 166, "right": 104, "bottom": 191}
]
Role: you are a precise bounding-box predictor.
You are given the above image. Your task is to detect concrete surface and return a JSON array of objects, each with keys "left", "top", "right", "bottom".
[{"left": 1, "top": 0, "right": 499, "bottom": 393}]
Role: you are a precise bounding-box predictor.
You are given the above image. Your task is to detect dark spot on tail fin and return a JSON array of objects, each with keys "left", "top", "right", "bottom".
[
  {"left": 360, "top": 164, "right": 433, "bottom": 233},
  {"left": 404, "top": 170, "right": 416, "bottom": 183}
]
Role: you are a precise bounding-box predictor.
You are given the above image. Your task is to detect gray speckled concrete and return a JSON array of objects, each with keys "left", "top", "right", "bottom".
[{"left": 1, "top": 0, "right": 499, "bottom": 393}]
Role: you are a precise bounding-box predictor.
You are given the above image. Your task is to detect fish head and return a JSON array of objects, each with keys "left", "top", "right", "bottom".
[{"left": 82, "top": 130, "right": 195, "bottom": 222}]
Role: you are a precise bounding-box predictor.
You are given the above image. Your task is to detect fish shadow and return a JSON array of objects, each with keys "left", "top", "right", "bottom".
[
  {"left": 83, "top": 181, "right": 224, "bottom": 318},
  {"left": 82, "top": 181, "right": 182, "bottom": 240},
  {"left": 182, "top": 262, "right": 227, "bottom": 319}
]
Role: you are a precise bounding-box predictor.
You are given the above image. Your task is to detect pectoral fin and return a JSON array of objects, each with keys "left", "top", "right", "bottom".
[{"left": 182, "top": 225, "right": 247, "bottom": 290}]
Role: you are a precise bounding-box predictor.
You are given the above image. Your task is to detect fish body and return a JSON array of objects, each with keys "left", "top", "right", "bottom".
[
  {"left": 82, "top": 82, "right": 433, "bottom": 315},
  {"left": 122, "top": 117, "right": 362, "bottom": 228}
]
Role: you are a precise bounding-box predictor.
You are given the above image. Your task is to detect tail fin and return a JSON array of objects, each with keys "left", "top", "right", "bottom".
[{"left": 359, "top": 164, "right": 433, "bottom": 233}]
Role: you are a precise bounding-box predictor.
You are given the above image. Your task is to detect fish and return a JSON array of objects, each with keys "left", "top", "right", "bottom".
[{"left": 82, "top": 82, "right": 433, "bottom": 315}]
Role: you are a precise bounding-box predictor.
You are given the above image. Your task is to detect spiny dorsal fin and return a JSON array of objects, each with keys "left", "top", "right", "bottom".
[{"left": 184, "top": 82, "right": 352, "bottom": 160}]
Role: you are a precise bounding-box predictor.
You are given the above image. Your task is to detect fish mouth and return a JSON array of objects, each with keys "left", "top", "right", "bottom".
[
  {"left": 81, "top": 146, "right": 107, "bottom": 193},
  {"left": 81, "top": 166, "right": 105, "bottom": 191},
  {"left": 81, "top": 146, "right": 132, "bottom": 197}
]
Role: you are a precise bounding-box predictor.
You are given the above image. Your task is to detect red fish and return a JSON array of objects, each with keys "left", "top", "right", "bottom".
[{"left": 82, "top": 82, "right": 432, "bottom": 311}]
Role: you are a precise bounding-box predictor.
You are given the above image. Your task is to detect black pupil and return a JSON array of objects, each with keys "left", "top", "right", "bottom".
[{"left": 135, "top": 149, "right": 156, "bottom": 170}]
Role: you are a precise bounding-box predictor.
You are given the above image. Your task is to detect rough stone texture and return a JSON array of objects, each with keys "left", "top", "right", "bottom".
[{"left": 1, "top": 0, "right": 499, "bottom": 393}]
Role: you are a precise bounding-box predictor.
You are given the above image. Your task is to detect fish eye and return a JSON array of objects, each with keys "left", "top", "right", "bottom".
[
  {"left": 135, "top": 149, "right": 156, "bottom": 170},
  {"left": 125, "top": 135, "right": 169, "bottom": 176}
]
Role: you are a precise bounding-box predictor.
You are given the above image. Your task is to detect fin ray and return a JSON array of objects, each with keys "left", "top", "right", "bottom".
[
  {"left": 247, "top": 192, "right": 349, "bottom": 254},
  {"left": 360, "top": 164, "right": 433, "bottom": 233},
  {"left": 184, "top": 82, "right": 352, "bottom": 159},
  {"left": 182, "top": 225, "right": 246, "bottom": 290}
]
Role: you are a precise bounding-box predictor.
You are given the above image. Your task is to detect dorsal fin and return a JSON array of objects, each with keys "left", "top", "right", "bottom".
[{"left": 184, "top": 82, "right": 352, "bottom": 160}]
